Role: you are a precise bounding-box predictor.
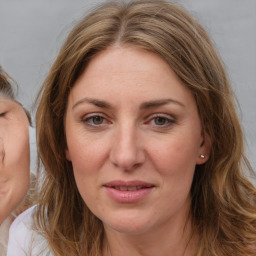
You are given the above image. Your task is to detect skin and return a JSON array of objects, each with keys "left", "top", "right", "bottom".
[
  {"left": 65, "top": 46, "right": 211, "bottom": 256},
  {"left": 0, "top": 96, "right": 30, "bottom": 224}
]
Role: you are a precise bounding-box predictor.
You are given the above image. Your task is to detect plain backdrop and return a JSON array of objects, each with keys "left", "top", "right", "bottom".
[{"left": 0, "top": 0, "right": 255, "bottom": 172}]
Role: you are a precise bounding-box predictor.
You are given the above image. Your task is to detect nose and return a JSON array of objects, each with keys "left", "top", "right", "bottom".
[{"left": 109, "top": 124, "right": 146, "bottom": 171}]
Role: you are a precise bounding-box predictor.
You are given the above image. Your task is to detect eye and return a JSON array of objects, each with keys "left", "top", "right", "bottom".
[
  {"left": 147, "top": 114, "right": 175, "bottom": 129},
  {"left": 88, "top": 116, "right": 104, "bottom": 125},
  {"left": 82, "top": 113, "right": 110, "bottom": 127},
  {"left": 0, "top": 112, "right": 6, "bottom": 117},
  {"left": 153, "top": 116, "right": 170, "bottom": 126}
]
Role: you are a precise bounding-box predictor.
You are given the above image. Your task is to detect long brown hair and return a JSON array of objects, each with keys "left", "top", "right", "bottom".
[{"left": 35, "top": 1, "right": 256, "bottom": 255}]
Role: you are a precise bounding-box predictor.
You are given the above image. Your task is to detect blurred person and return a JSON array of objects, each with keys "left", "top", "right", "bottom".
[{"left": 0, "top": 66, "right": 35, "bottom": 255}]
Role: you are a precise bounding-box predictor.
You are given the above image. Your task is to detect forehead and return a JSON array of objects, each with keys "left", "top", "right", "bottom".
[
  {"left": 0, "top": 95, "right": 31, "bottom": 124},
  {"left": 68, "top": 46, "right": 197, "bottom": 112},
  {"left": 0, "top": 94, "right": 20, "bottom": 106},
  {"left": 74, "top": 46, "right": 181, "bottom": 92}
]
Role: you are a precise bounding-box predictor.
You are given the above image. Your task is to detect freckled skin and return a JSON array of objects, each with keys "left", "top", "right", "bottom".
[
  {"left": 0, "top": 97, "right": 30, "bottom": 224},
  {"left": 65, "top": 46, "right": 211, "bottom": 254}
]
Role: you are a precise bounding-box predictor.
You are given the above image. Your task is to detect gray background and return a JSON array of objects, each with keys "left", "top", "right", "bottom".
[{"left": 0, "top": 0, "right": 255, "bottom": 172}]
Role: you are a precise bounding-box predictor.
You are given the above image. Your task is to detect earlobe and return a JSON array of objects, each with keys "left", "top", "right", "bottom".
[
  {"left": 196, "top": 154, "right": 208, "bottom": 165},
  {"left": 196, "top": 130, "right": 212, "bottom": 165}
]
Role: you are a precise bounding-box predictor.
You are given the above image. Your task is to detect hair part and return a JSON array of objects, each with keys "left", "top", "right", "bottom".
[{"left": 35, "top": 1, "right": 256, "bottom": 255}]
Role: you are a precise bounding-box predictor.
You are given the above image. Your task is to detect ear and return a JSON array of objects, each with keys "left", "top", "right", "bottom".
[
  {"left": 65, "top": 148, "right": 72, "bottom": 161},
  {"left": 196, "top": 130, "right": 212, "bottom": 165}
]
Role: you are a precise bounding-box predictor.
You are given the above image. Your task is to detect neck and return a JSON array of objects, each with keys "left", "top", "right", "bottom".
[{"left": 103, "top": 208, "right": 197, "bottom": 256}]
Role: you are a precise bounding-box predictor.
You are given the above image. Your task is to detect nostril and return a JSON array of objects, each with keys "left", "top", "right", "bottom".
[
  {"left": 109, "top": 132, "right": 146, "bottom": 170},
  {"left": 123, "top": 162, "right": 142, "bottom": 172}
]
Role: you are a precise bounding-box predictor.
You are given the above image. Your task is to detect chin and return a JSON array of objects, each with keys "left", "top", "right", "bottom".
[{"left": 102, "top": 211, "right": 154, "bottom": 235}]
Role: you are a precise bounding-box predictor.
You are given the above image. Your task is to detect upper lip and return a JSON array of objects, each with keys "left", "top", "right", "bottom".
[{"left": 103, "top": 180, "right": 155, "bottom": 188}]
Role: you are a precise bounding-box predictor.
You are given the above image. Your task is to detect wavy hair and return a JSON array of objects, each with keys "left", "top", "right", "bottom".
[{"left": 35, "top": 0, "right": 256, "bottom": 255}]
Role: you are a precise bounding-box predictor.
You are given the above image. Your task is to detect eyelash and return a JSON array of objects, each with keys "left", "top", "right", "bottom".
[
  {"left": 146, "top": 114, "right": 175, "bottom": 128},
  {"left": 0, "top": 112, "right": 6, "bottom": 117},
  {"left": 81, "top": 113, "right": 175, "bottom": 130},
  {"left": 82, "top": 113, "right": 110, "bottom": 128}
]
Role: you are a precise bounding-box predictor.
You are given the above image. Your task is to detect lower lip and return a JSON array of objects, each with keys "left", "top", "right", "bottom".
[{"left": 104, "top": 187, "right": 154, "bottom": 203}]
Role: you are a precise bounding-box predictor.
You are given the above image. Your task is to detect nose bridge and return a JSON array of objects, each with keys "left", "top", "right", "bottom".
[{"left": 110, "top": 119, "right": 144, "bottom": 170}]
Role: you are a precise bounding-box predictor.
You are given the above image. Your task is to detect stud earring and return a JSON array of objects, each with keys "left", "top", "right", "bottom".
[{"left": 200, "top": 154, "right": 205, "bottom": 159}]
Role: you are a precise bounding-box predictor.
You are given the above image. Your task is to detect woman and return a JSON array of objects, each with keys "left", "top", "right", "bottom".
[
  {"left": 7, "top": 0, "right": 256, "bottom": 255},
  {"left": 0, "top": 66, "right": 33, "bottom": 255}
]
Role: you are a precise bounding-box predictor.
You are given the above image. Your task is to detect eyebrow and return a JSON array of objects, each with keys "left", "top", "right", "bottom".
[
  {"left": 72, "top": 97, "right": 184, "bottom": 110},
  {"left": 140, "top": 99, "right": 185, "bottom": 109},
  {"left": 72, "top": 98, "right": 112, "bottom": 110}
]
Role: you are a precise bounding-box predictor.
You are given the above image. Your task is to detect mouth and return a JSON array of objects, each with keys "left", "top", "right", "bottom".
[
  {"left": 105, "top": 185, "right": 154, "bottom": 191},
  {"left": 103, "top": 180, "right": 155, "bottom": 190},
  {"left": 103, "top": 180, "right": 155, "bottom": 203}
]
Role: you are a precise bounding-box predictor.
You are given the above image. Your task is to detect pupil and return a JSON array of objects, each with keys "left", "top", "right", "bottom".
[
  {"left": 155, "top": 117, "right": 166, "bottom": 125},
  {"left": 93, "top": 116, "right": 103, "bottom": 124}
]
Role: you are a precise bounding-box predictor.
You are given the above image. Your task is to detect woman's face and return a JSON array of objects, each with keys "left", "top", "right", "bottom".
[
  {"left": 65, "top": 46, "right": 210, "bottom": 236},
  {"left": 0, "top": 96, "right": 30, "bottom": 224}
]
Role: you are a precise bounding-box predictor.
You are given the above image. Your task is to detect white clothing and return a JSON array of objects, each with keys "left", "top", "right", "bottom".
[
  {"left": 0, "top": 217, "right": 11, "bottom": 256},
  {"left": 7, "top": 206, "right": 53, "bottom": 256}
]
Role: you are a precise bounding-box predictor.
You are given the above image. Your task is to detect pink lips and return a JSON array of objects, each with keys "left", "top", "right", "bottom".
[{"left": 103, "top": 180, "right": 155, "bottom": 203}]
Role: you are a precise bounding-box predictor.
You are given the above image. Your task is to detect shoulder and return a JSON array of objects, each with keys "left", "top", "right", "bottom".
[
  {"left": 0, "top": 217, "right": 12, "bottom": 256},
  {"left": 7, "top": 205, "right": 52, "bottom": 256},
  {"left": 9, "top": 204, "right": 36, "bottom": 234},
  {"left": 7, "top": 205, "right": 36, "bottom": 255}
]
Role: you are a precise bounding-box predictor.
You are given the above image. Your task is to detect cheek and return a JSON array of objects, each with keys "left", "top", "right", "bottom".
[
  {"left": 8, "top": 130, "right": 30, "bottom": 200},
  {"left": 70, "top": 144, "right": 102, "bottom": 211},
  {"left": 6, "top": 126, "right": 30, "bottom": 171},
  {"left": 147, "top": 135, "right": 200, "bottom": 199},
  {"left": 66, "top": 133, "right": 111, "bottom": 210},
  {"left": 148, "top": 139, "right": 197, "bottom": 213},
  {"left": 68, "top": 138, "right": 105, "bottom": 174},
  {"left": 67, "top": 137, "right": 105, "bottom": 194},
  {"left": 66, "top": 123, "right": 110, "bottom": 174},
  {"left": 149, "top": 136, "right": 200, "bottom": 173}
]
